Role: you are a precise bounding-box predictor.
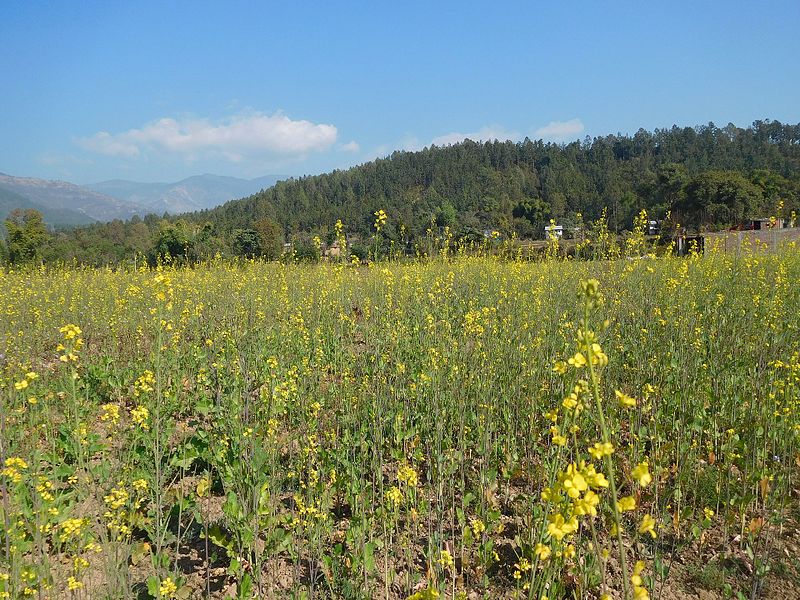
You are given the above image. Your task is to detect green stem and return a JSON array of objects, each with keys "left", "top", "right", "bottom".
[{"left": 585, "top": 303, "right": 630, "bottom": 600}]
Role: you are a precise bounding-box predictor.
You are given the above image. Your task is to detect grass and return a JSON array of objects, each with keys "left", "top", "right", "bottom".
[
  {"left": 686, "top": 560, "right": 731, "bottom": 593},
  {"left": 0, "top": 244, "right": 799, "bottom": 599}
]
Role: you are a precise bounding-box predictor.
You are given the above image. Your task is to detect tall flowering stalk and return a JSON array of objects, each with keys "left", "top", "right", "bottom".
[
  {"left": 540, "top": 280, "right": 653, "bottom": 600},
  {"left": 373, "top": 209, "right": 388, "bottom": 262},
  {"left": 580, "top": 279, "right": 630, "bottom": 599}
]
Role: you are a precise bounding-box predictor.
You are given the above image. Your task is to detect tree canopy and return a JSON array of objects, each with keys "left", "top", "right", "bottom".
[
  {"left": 9, "top": 120, "right": 799, "bottom": 265},
  {"left": 4, "top": 208, "right": 49, "bottom": 264}
]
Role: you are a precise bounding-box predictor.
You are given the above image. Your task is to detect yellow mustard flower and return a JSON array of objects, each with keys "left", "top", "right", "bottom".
[
  {"left": 615, "top": 389, "right": 637, "bottom": 408},
  {"left": 158, "top": 577, "right": 177, "bottom": 598},
  {"left": 638, "top": 514, "right": 657, "bottom": 538},
  {"left": 573, "top": 490, "right": 600, "bottom": 517},
  {"left": 438, "top": 549, "right": 454, "bottom": 569},
  {"left": 588, "top": 441, "right": 614, "bottom": 459},
  {"left": 568, "top": 352, "right": 587, "bottom": 368},
  {"left": 632, "top": 461, "right": 652, "bottom": 487},
  {"left": 534, "top": 543, "right": 551, "bottom": 561}
]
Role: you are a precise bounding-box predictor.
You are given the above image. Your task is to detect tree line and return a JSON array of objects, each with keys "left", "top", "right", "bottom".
[{"left": 2, "top": 120, "right": 799, "bottom": 265}]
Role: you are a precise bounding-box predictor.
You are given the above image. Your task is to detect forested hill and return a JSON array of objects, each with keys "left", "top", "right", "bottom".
[
  {"left": 195, "top": 119, "right": 800, "bottom": 237},
  {"left": 14, "top": 120, "right": 800, "bottom": 265}
]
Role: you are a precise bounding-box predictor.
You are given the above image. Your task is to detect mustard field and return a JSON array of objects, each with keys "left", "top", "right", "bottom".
[{"left": 1, "top": 250, "right": 799, "bottom": 599}]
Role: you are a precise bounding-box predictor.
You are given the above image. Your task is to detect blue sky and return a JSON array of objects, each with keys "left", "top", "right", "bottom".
[{"left": 1, "top": 1, "right": 798, "bottom": 184}]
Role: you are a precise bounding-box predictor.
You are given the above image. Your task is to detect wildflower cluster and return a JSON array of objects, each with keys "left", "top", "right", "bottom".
[
  {"left": 1, "top": 457, "right": 28, "bottom": 484},
  {"left": 58, "top": 517, "right": 88, "bottom": 544},
  {"left": 57, "top": 323, "right": 83, "bottom": 363},
  {"left": 536, "top": 279, "right": 656, "bottom": 599},
  {"left": 1, "top": 243, "right": 799, "bottom": 598},
  {"left": 158, "top": 576, "right": 177, "bottom": 598},
  {"left": 334, "top": 218, "right": 348, "bottom": 257},
  {"left": 100, "top": 402, "right": 121, "bottom": 426},
  {"left": 374, "top": 209, "right": 388, "bottom": 233},
  {"left": 103, "top": 481, "right": 147, "bottom": 541},
  {"left": 151, "top": 272, "right": 174, "bottom": 304},
  {"left": 291, "top": 494, "right": 327, "bottom": 528},
  {"left": 13, "top": 371, "right": 37, "bottom": 392},
  {"left": 133, "top": 370, "right": 156, "bottom": 397}
]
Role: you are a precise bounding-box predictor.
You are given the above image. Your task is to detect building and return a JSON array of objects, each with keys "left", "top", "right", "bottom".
[
  {"left": 748, "top": 218, "right": 784, "bottom": 230},
  {"left": 544, "top": 224, "right": 564, "bottom": 239}
]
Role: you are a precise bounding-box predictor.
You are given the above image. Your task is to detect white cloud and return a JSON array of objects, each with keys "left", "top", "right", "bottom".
[
  {"left": 533, "top": 118, "right": 585, "bottom": 141},
  {"left": 365, "top": 144, "right": 390, "bottom": 161},
  {"left": 431, "top": 125, "right": 521, "bottom": 147},
  {"left": 339, "top": 140, "right": 360, "bottom": 152},
  {"left": 77, "top": 112, "right": 338, "bottom": 161},
  {"left": 79, "top": 131, "right": 141, "bottom": 157},
  {"left": 399, "top": 136, "right": 422, "bottom": 152}
]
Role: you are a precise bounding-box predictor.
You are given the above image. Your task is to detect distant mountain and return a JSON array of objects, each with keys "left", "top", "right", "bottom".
[
  {"left": 0, "top": 172, "right": 284, "bottom": 227},
  {"left": 0, "top": 173, "right": 145, "bottom": 225},
  {"left": 0, "top": 184, "right": 92, "bottom": 226},
  {"left": 88, "top": 174, "right": 283, "bottom": 214}
]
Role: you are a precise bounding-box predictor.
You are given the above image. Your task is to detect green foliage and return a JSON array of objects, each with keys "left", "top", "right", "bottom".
[
  {"left": 435, "top": 200, "right": 457, "bottom": 227},
  {"left": 292, "top": 236, "right": 321, "bottom": 262},
  {"left": 231, "top": 228, "right": 261, "bottom": 259},
  {"left": 147, "top": 220, "right": 224, "bottom": 265},
  {"left": 150, "top": 221, "right": 193, "bottom": 264},
  {"left": 0, "top": 252, "right": 800, "bottom": 598},
  {"left": 16, "top": 120, "right": 800, "bottom": 266},
  {"left": 4, "top": 208, "right": 49, "bottom": 264},
  {"left": 677, "top": 170, "right": 766, "bottom": 228},
  {"left": 253, "top": 217, "right": 283, "bottom": 260},
  {"left": 1, "top": 249, "right": 800, "bottom": 596},
  {"left": 652, "top": 162, "right": 688, "bottom": 215}
]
